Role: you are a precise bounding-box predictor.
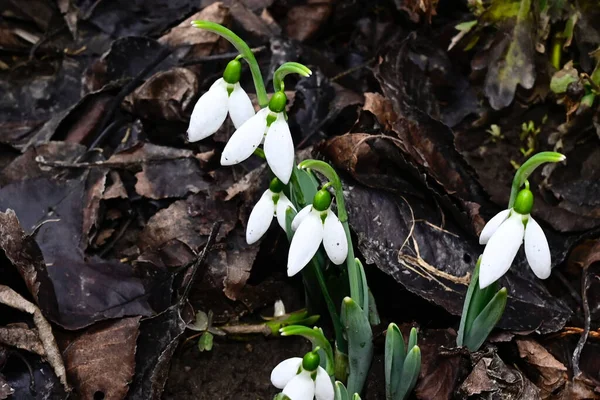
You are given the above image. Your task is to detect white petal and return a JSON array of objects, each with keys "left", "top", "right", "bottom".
[
  {"left": 479, "top": 213, "right": 524, "bottom": 289},
  {"left": 264, "top": 113, "right": 294, "bottom": 184},
  {"left": 479, "top": 209, "right": 511, "bottom": 245},
  {"left": 288, "top": 210, "right": 324, "bottom": 277},
  {"left": 275, "top": 194, "right": 296, "bottom": 232},
  {"left": 271, "top": 358, "right": 302, "bottom": 389},
  {"left": 246, "top": 190, "right": 275, "bottom": 244},
  {"left": 187, "top": 79, "right": 229, "bottom": 142},
  {"left": 228, "top": 83, "right": 255, "bottom": 129},
  {"left": 322, "top": 210, "right": 348, "bottom": 265},
  {"left": 291, "top": 205, "right": 312, "bottom": 231},
  {"left": 314, "top": 367, "right": 334, "bottom": 400},
  {"left": 524, "top": 217, "right": 551, "bottom": 279},
  {"left": 221, "top": 108, "right": 269, "bottom": 166},
  {"left": 282, "top": 371, "right": 315, "bottom": 400}
]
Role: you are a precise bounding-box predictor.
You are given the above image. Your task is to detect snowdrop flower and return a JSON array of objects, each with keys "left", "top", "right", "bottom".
[
  {"left": 287, "top": 189, "right": 348, "bottom": 277},
  {"left": 221, "top": 91, "right": 294, "bottom": 184},
  {"left": 271, "top": 350, "right": 334, "bottom": 400},
  {"left": 187, "top": 59, "right": 254, "bottom": 142},
  {"left": 246, "top": 178, "right": 296, "bottom": 244},
  {"left": 478, "top": 186, "right": 551, "bottom": 288}
]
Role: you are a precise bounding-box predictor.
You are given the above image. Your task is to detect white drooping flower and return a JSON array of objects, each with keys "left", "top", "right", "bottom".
[
  {"left": 271, "top": 352, "right": 334, "bottom": 400},
  {"left": 187, "top": 60, "right": 255, "bottom": 142},
  {"left": 478, "top": 187, "right": 551, "bottom": 289},
  {"left": 287, "top": 189, "right": 348, "bottom": 277},
  {"left": 221, "top": 91, "right": 294, "bottom": 184},
  {"left": 246, "top": 178, "right": 296, "bottom": 244}
]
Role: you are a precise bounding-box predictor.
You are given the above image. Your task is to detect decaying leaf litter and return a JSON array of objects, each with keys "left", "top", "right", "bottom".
[{"left": 0, "top": 0, "right": 599, "bottom": 399}]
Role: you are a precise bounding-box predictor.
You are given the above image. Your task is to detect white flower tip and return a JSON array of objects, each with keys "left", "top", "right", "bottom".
[
  {"left": 558, "top": 154, "right": 566, "bottom": 161},
  {"left": 274, "top": 299, "right": 286, "bottom": 317}
]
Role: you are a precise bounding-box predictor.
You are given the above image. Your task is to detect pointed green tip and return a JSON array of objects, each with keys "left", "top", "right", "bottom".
[
  {"left": 343, "top": 297, "right": 353, "bottom": 305},
  {"left": 559, "top": 154, "right": 566, "bottom": 161},
  {"left": 387, "top": 322, "right": 398, "bottom": 331}
]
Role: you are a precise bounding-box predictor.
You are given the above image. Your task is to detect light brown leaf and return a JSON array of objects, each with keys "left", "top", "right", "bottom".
[{"left": 517, "top": 338, "right": 568, "bottom": 398}]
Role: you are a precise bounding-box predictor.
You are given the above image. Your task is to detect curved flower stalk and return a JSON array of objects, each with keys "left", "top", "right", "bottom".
[
  {"left": 187, "top": 59, "right": 255, "bottom": 142},
  {"left": 221, "top": 91, "right": 294, "bottom": 184},
  {"left": 246, "top": 178, "right": 296, "bottom": 244},
  {"left": 271, "top": 349, "right": 334, "bottom": 400},
  {"left": 479, "top": 183, "right": 551, "bottom": 288},
  {"left": 288, "top": 188, "right": 348, "bottom": 277}
]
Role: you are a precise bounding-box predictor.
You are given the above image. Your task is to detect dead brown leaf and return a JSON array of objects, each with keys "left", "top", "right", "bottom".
[
  {"left": 134, "top": 158, "right": 209, "bottom": 199},
  {"left": 396, "top": 0, "right": 439, "bottom": 23},
  {"left": 285, "top": 0, "right": 333, "bottom": 41},
  {"left": 124, "top": 68, "right": 198, "bottom": 122},
  {"left": 415, "top": 329, "right": 462, "bottom": 400},
  {"left": 516, "top": 338, "right": 568, "bottom": 398},
  {"left": 363, "top": 92, "right": 398, "bottom": 131},
  {"left": 159, "top": 2, "right": 230, "bottom": 59},
  {"left": 62, "top": 317, "right": 140, "bottom": 400}
]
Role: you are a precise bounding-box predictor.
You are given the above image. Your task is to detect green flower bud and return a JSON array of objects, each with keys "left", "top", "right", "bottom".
[
  {"left": 223, "top": 60, "right": 242, "bottom": 84},
  {"left": 269, "top": 177, "right": 285, "bottom": 193},
  {"left": 302, "top": 351, "right": 320, "bottom": 372},
  {"left": 513, "top": 188, "right": 534, "bottom": 215},
  {"left": 312, "top": 189, "right": 332, "bottom": 212},
  {"left": 269, "top": 91, "right": 287, "bottom": 113}
]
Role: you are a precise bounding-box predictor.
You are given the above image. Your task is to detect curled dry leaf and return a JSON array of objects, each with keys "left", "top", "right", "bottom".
[
  {"left": 61, "top": 317, "right": 141, "bottom": 400},
  {"left": 285, "top": 0, "right": 333, "bottom": 41},
  {"left": 516, "top": 338, "right": 567, "bottom": 398},
  {"left": 158, "top": 2, "right": 230, "bottom": 59},
  {"left": 0, "top": 285, "right": 68, "bottom": 390},
  {"left": 0, "top": 324, "right": 45, "bottom": 356}
]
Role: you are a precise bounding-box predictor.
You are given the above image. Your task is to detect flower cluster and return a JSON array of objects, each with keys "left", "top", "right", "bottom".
[{"left": 187, "top": 62, "right": 294, "bottom": 184}]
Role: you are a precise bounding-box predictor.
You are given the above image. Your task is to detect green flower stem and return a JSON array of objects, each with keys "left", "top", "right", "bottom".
[
  {"left": 311, "top": 259, "right": 348, "bottom": 354},
  {"left": 191, "top": 20, "right": 269, "bottom": 107},
  {"left": 508, "top": 152, "right": 566, "bottom": 208},
  {"left": 298, "top": 160, "right": 359, "bottom": 304},
  {"left": 273, "top": 62, "right": 312, "bottom": 92},
  {"left": 280, "top": 325, "right": 335, "bottom": 376}
]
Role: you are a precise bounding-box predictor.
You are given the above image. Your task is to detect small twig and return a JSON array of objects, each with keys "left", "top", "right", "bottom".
[
  {"left": 219, "top": 324, "right": 271, "bottom": 335},
  {"left": 97, "top": 217, "right": 133, "bottom": 258},
  {"left": 35, "top": 155, "right": 190, "bottom": 169},
  {"left": 180, "top": 46, "right": 266, "bottom": 66},
  {"left": 179, "top": 221, "right": 221, "bottom": 305},
  {"left": 572, "top": 267, "right": 591, "bottom": 377}
]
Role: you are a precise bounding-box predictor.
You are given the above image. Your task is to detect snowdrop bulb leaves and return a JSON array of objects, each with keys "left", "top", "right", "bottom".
[
  {"left": 276, "top": 195, "right": 295, "bottom": 231},
  {"left": 291, "top": 205, "right": 312, "bottom": 231},
  {"left": 221, "top": 108, "right": 269, "bottom": 166},
  {"left": 246, "top": 190, "right": 275, "bottom": 244},
  {"left": 524, "top": 217, "right": 551, "bottom": 279},
  {"left": 322, "top": 210, "right": 348, "bottom": 265},
  {"left": 282, "top": 373, "right": 315, "bottom": 400},
  {"left": 479, "top": 209, "right": 510, "bottom": 245},
  {"left": 271, "top": 357, "right": 302, "bottom": 389},
  {"left": 314, "top": 368, "right": 334, "bottom": 400},
  {"left": 264, "top": 113, "right": 294, "bottom": 184},
  {"left": 479, "top": 213, "right": 524, "bottom": 289},
  {"left": 228, "top": 83, "right": 255, "bottom": 128},
  {"left": 187, "top": 78, "right": 229, "bottom": 142},
  {"left": 288, "top": 210, "right": 323, "bottom": 276}
]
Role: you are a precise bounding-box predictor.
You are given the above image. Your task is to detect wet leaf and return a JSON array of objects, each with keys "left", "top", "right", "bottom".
[
  {"left": 61, "top": 317, "right": 140, "bottom": 400},
  {"left": 134, "top": 157, "right": 209, "bottom": 199},
  {"left": 285, "top": 0, "right": 333, "bottom": 42},
  {"left": 0, "top": 374, "right": 13, "bottom": 399}
]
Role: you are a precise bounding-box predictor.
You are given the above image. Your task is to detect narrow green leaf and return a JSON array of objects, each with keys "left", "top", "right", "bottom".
[
  {"left": 290, "top": 167, "right": 318, "bottom": 209},
  {"left": 464, "top": 288, "right": 508, "bottom": 351},
  {"left": 385, "top": 323, "right": 405, "bottom": 400},
  {"left": 334, "top": 382, "right": 350, "bottom": 400},
  {"left": 367, "top": 289, "right": 381, "bottom": 326},
  {"left": 197, "top": 332, "right": 213, "bottom": 352},
  {"left": 355, "top": 259, "right": 369, "bottom": 314},
  {"left": 396, "top": 346, "right": 421, "bottom": 400},
  {"left": 342, "top": 297, "right": 373, "bottom": 395},
  {"left": 407, "top": 328, "right": 418, "bottom": 353}
]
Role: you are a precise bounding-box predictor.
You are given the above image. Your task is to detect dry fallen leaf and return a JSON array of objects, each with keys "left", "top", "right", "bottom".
[
  {"left": 62, "top": 317, "right": 141, "bottom": 400},
  {"left": 516, "top": 338, "right": 568, "bottom": 398}
]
